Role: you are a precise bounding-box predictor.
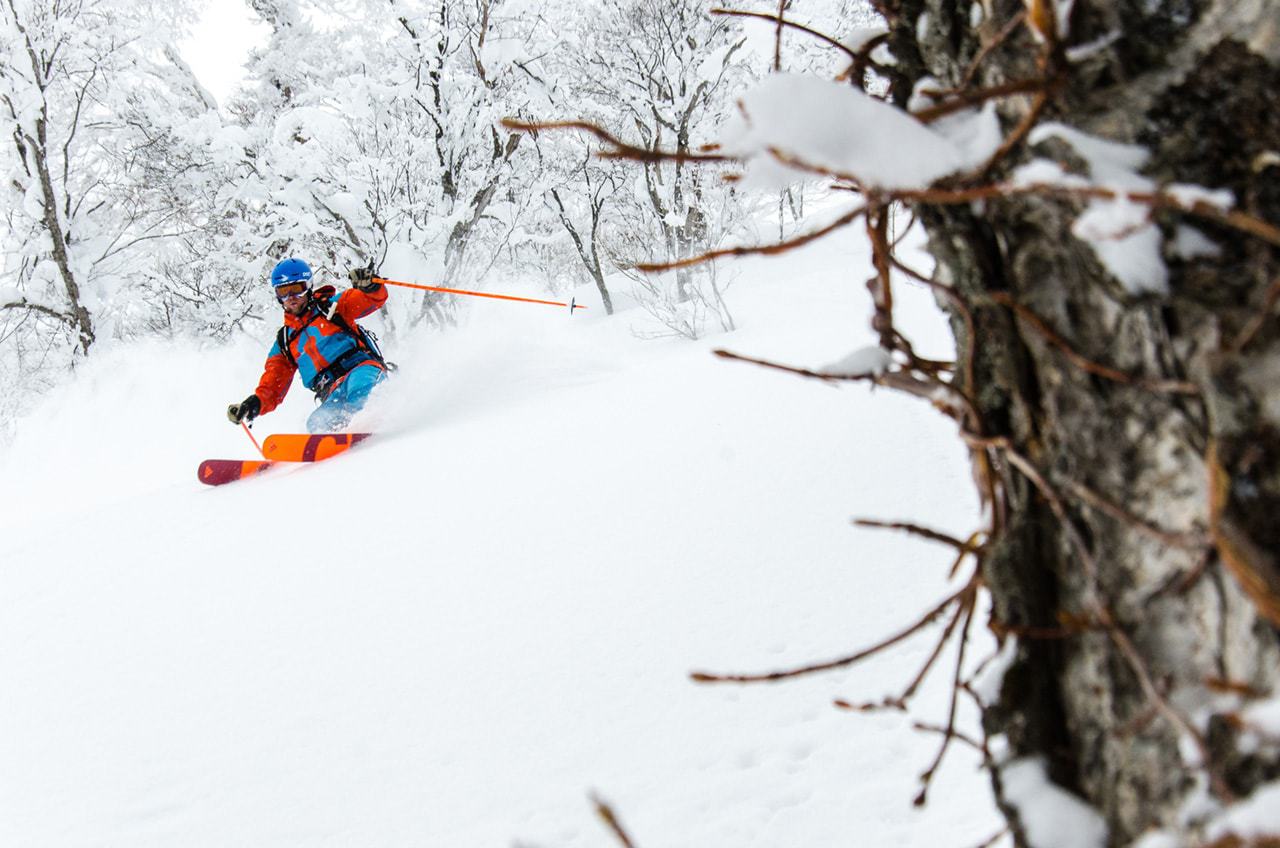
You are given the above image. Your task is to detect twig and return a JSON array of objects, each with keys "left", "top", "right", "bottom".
[
  {"left": 1203, "top": 676, "right": 1268, "bottom": 699},
  {"left": 853, "top": 518, "right": 979, "bottom": 553},
  {"left": 912, "top": 78, "right": 1049, "bottom": 124},
  {"left": 959, "top": 10, "right": 1027, "bottom": 90},
  {"left": 912, "top": 720, "right": 985, "bottom": 752},
  {"left": 892, "top": 331, "right": 955, "bottom": 374},
  {"left": 968, "top": 827, "right": 1013, "bottom": 848},
  {"left": 887, "top": 254, "right": 979, "bottom": 407},
  {"left": 1174, "top": 547, "right": 1215, "bottom": 594},
  {"left": 591, "top": 794, "right": 639, "bottom": 848},
  {"left": 835, "top": 599, "right": 967, "bottom": 712},
  {"left": 711, "top": 8, "right": 860, "bottom": 63},
  {"left": 892, "top": 182, "right": 1280, "bottom": 250},
  {"left": 692, "top": 577, "right": 976, "bottom": 683},
  {"left": 988, "top": 616, "right": 1092, "bottom": 640},
  {"left": 1103, "top": 614, "right": 1235, "bottom": 802},
  {"left": 774, "top": 0, "right": 785, "bottom": 71},
  {"left": 867, "top": 204, "right": 896, "bottom": 348},
  {"left": 977, "top": 89, "right": 1050, "bottom": 178},
  {"left": 501, "top": 119, "right": 732, "bottom": 165},
  {"left": 1065, "top": 479, "right": 1207, "bottom": 550},
  {"left": 949, "top": 531, "right": 986, "bottom": 579},
  {"left": 890, "top": 207, "right": 918, "bottom": 248},
  {"left": 711, "top": 348, "right": 856, "bottom": 383},
  {"left": 846, "top": 33, "right": 890, "bottom": 92},
  {"left": 990, "top": 292, "right": 1200, "bottom": 396},
  {"left": 637, "top": 205, "right": 866, "bottom": 272},
  {"left": 915, "top": 588, "right": 978, "bottom": 806},
  {"left": 895, "top": 598, "right": 968, "bottom": 705},
  {"left": 1229, "top": 275, "right": 1280, "bottom": 353}
]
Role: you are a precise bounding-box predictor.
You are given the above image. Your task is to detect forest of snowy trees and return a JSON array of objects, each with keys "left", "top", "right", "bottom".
[
  {"left": 0, "top": 0, "right": 874, "bottom": 429},
  {"left": 5, "top": 0, "right": 1280, "bottom": 846}
]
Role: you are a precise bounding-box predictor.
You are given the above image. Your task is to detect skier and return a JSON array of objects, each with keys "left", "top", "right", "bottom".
[{"left": 227, "top": 258, "right": 390, "bottom": 434}]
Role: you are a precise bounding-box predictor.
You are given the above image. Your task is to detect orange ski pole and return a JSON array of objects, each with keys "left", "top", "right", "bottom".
[
  {"left": 241, "top": 420, "right": 265, "bottom": 458},
  {"left": 373, "top": 276, "right": 586, "bottom": 312}
]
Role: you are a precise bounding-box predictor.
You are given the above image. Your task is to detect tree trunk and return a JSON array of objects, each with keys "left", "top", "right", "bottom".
[
  {"left": 889, "top": 0, "right": 1280, "bottom": 843},
  {"left": 33, "top": 115, "right": 94, "bottom": 355}
]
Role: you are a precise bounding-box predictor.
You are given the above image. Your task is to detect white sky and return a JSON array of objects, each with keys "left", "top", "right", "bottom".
[{"left": 177, "top": 0, "right": 270, "bottom": 105}]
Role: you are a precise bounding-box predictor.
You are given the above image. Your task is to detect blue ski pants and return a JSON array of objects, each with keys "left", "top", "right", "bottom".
[{"left": 307, "top": 363, "right": 386, "bottom": 433}]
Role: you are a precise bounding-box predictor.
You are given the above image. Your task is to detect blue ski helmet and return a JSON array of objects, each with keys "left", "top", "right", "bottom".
[{"left": 270, "top": 258, "right": 313, "bottom": 290}]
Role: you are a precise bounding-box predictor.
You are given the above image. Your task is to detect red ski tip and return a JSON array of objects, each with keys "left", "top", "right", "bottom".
[{"left": 198, "top": 459, "right": 275, "bottom": 486}]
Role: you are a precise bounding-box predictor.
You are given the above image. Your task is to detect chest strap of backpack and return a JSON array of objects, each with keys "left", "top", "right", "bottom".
[{"left": 276, "top": 299, "right": 385, "bottom": 400}]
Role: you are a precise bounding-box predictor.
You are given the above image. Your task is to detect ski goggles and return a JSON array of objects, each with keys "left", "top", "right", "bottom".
[{"left": 275, "top": 281, "right": 310, "bottom": 299}]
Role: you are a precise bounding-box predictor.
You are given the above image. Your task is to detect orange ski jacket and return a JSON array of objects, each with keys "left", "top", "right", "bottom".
[{"left": 253, "top": 283, "right": 388, "bottom": 413}]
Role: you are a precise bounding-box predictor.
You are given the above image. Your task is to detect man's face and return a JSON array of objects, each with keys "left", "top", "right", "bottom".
[{"left": 276, "top": 282, "right": 310, "bottom": 316}]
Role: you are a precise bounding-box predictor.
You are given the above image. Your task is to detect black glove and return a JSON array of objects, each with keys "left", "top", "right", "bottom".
[
  {"left": 348, "top": 264, "right": 377, "bottom": 292},
  {"left": 226, "top": 394, "right": 262, "bottom": 425}
]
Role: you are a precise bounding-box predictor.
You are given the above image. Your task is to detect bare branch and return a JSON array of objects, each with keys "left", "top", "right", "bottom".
[
  {"left": 691, "top": 577, "right": 976, "bottom": 683},
  {"left": 637, "top": 204, "right": 866, "bottom": 272},
  {"left": 711, "top": 7, "right": 860, "bottom": 63},
  {"left": 977, "top": 89, "right": 1051, "bottom": 178},
  {"left": 501, "top": 118, "right": 732, "bottom": 165},
  {"left": 891, "top": 182, "right": 1280, "bottom": 250},
  {"left": 990, "top": 292, "right": 1201, "bottom": 396},
  {"left": 591, "top": 795, "right": 639, "bottom": 848},
  {"left": 853, "top": 518, "right": 979, "bottom": 553},
  {"left": 911, "top": 720, "right": 985, "bottom": 752},
  {"left": 914, "top": 589, "right": 977, "bottom": 806},
  {"left": 711, "top": 348, "right": 861, "bottom": 384},
  {"left": 2, "top": 298, "right": 73, "bottom": 326},
  {"left": 837, "top": 594, "right": 970, "bottom": 712},
  {"left": 1229, "top": 275, "right": 1280, "bottom": 354},
  {"left": 912, "top": 77, "right": 1049, "bottom": 124},
  {"left": 1064, "top": 479, "right": 1208, "bottom": 550}
]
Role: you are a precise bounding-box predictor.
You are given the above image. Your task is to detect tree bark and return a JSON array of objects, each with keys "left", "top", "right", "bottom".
[{"left": 888, "top": 0, "right": 1280, "bottom": 843}]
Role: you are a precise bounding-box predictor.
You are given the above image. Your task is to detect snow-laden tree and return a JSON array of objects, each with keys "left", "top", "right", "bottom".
[
  {"left": 0, "top": 0, "right": 214, "bottom": 421},
  {"left": 220, "top": 0, "right": 552, "bottom": 331},
  {"left": 514, "top": 123, "right": 624, "bottom": 314},
  {"left": 545, "top": 0, "right": 756, "bottom": 337},
  {"left": 892, "top": 2, "right": 1280, "bottom": 842}
]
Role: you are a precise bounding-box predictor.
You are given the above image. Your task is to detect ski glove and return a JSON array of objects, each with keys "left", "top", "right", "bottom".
[
  {"left": 349, "top": 265, "right": 378, "bottom": 292},
  {"left": 227, "top": 394, "right": 261, "bottom": 425}
]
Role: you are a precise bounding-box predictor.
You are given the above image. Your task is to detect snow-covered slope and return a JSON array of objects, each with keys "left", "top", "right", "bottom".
[{"left": 0, "top": 226, "right": 999, "bottom": 846}]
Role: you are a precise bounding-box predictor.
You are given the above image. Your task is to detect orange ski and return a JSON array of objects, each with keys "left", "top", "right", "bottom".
[
  {"left": 261, "top": 432, "right": 373, "bottom": 462},
  {"left": 198, "top": 459, "right": 275, "bottom": 486}
]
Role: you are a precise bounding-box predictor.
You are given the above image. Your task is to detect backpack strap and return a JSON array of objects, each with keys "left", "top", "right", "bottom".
[
  {"left": 271, "top": 306, "right": 316, "bottom": 371},
  {"left": 319, "top": 295, "right": 386, "bottom": 367},
  {"left": 276, "top": 293, "right": 388, "bottom": 400},
  {"left": 276, "top": 325, "right": 297, "bottom": 369}
]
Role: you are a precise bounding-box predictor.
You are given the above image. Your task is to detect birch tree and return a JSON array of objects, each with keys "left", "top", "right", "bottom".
[{"left": 662, "top": 1, "right": 1280, "bottom": 843}]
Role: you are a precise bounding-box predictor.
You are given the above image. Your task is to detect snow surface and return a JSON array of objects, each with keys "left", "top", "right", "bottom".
[{"left": 0, "top": 225, "right": 1001, "bottom": 845}]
